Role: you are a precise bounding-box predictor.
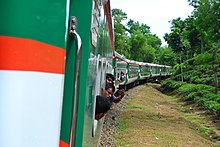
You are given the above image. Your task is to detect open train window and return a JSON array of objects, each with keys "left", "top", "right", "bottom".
[{"left": 92, "top": 56, "right": 107, "bottom": 137}]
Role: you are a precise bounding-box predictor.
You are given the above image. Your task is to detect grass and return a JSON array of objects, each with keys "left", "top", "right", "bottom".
[{"left": 114, "top": 84, "right": 219, "bottom": 147}]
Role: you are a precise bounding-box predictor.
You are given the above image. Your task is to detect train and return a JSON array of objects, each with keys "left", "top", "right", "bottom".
[
  {"left": 113, "top": 51, "right": 172, "bottom": 90},
  {"left": 0, "top": 0, "right": 171, "bottom": 147}
]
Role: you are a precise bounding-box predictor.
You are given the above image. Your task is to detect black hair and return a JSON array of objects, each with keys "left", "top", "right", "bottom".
[
  {"left": 105, "top": 83, "right": 115, "bottom": 93},
  {"left": 95, "top": 95, "right": 111, "bottom": 114},
  {"left": 106, "top": 73, "right": 115, "bottom": 81}
]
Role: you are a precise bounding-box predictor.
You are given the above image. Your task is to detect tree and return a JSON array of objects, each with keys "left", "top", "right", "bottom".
[
  {"left": 112, "top": 9, "right": 131, "bottom": 56},
  {"left": 157, "top": 47, "right": 177, "bottom": 66},
  {"left": 112, "top": 8, "right": 168, "bottom": 65},
  {"left": 164, "top": 18, "right": 190, "bottom": 81},
  {"left": 188, "top": 0, "right": 220, "bottom": 93},
  {"left": 127, "top": 19, "right": 151, "bottom": 36},
  {"left": 164, "top": 18, "right": 187, "bottom": 54},
  {"left": 146, "top": 34, "right": 162, "bottom": 50}
]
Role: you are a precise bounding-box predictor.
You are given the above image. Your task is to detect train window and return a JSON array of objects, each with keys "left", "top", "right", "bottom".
[
  {"left": 92, "top": 56, "right": 101, "bottom": 137},
  {"left": 92, "top": 57, "right": 107, "bottom": 137},
  {"left": 91, "top": 0, "right": 101, "bottom": 47}
]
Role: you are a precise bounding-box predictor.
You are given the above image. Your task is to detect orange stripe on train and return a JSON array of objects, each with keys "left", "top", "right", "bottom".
[
  {"left": 0, "top": 36, "right": 66, "bottom": 74},
  {"left": 59, "top": 140, "right": 70, "bottom": 147}
]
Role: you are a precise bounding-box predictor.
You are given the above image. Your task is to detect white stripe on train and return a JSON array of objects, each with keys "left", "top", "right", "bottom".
[{"left": 0, "top": 70, "right": 64, "bottom": 147}]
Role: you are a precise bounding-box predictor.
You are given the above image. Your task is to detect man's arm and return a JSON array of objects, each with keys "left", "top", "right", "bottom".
[{"left": 112, "top": 89, "right": 125, "bottom": 103}]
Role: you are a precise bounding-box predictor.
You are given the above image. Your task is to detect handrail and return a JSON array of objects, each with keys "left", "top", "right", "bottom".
[{"left": 69, "top": 16, "right": 82, "bottom": 147}]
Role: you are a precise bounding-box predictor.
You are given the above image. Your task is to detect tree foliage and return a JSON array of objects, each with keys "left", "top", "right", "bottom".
[
  {"left": 112, "top": 9, "right": 131, "bottom": 57},
  {"left": 157, "top": 47, "right": 177, "bottom": 66},
  {"left": 112, "top": 8, "right": 164, "bottom": 63},
  {"left": 161, "top": 0, "right": 220, "bottom": 115}
]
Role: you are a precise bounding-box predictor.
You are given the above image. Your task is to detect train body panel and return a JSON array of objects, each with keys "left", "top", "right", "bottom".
[
  {"left": 113, "top": 52, "right": 128, "bottom": 88},
  {"left": 82, "top": 1, "right": 114, "bottom": 146},
  {"left": 0, "top": 0, "right": 112, "bottom": 146},
  {"left": 140, "top": 63, "right": 151, "bottom": 79},
  {"left": 0, "top": 71, "right": 64, "bottom": 147},
  {"left": 127, "top": 60, "right": 140, "bottom": 84},
  {"left": 0, "top": 0, "right": 67, "bottom": 146},
  {"left": 59, "top": 0, "right": 94, "bottom": 146},
  {"left": 60, "top": 0, "right": 114, "bottom": 146}
]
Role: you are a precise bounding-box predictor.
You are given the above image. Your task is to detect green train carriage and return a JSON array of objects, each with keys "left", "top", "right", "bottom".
[
  {"left": 0, "top": 0, "right": 114, "bottom": 147},
  {"left": 113, "top": 51, "right": 128, "bottom": 87},
  {"left": 113, "top": 52, "right": 173, "bottom": 88}
]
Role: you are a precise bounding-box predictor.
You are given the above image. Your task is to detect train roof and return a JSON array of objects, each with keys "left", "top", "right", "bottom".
[
  {"left": 164, "top": 65, "right": 172, "bottom": 68},
  {"left": 114, "top": 51, "right": 126, "bottom": 60},
  {"left": 135, "top": 61, "right": 145, "bottom": 66},
  {"left": 126, "top": 59, "right": 140, "bottom": 66},
  {"left": 114, "top": 51, "right": 172, "bottom": 68},
  {"left": 147, "top": 63, "right": 172, "bottom": 68},
  {"left": 141, "top": 62, "right": 151, "bottom": 66}
]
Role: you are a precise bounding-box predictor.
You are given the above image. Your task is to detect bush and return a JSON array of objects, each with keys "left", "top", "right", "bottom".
[
  {"left": 178, "top": 84, "right": 214, "bottom": 99},
  {"left": 204, "top": 101, "right": 220, "bottom": 115},
  {"left": 161, "top": 79, "right": 184, "bottom": 93},
  {"left": 162, "top": 80, "right": 220, "bottom": 115},
  {"left": 195, "top": 93, "right": 217, "bottom": 106}
]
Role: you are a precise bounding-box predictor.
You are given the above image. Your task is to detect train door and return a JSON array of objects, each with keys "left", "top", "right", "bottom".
[{"left": 59, "top": 0, "right": 93, "bottom": 147}]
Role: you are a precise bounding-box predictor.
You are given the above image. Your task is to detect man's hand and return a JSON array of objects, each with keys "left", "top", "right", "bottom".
[{"left": 118, "top": 89, "right": 125, "bottom": 96}]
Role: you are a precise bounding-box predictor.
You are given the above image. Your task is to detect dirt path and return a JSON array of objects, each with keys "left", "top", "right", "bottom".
[{"left": 113, "top": 84, "right": 219, "bottom": 147}]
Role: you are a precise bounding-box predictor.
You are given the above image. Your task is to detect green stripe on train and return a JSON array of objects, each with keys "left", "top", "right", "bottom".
[
  {"left": 0, "top": 0, "right": 66, "bottom": 48},
  {"left": 60, "top": 0, "right": 93, "bottom": 146}
]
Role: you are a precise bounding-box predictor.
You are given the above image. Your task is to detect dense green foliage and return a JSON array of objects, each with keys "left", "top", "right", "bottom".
[
  {"left": 162, "top": 80, "right": 220, "bottom": 115},
  {"left": 166, "top": 0, "right": 220, "bottom": 90},
  {"left": 161, "top": 0, "right": 220, "bottom": 115},
  {"left": 112, "top": 0, "right": 220, "bottom": 115}
]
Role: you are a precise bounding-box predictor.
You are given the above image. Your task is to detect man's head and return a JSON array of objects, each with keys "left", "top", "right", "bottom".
[
  {"left": 95, "top": 95, "right": 111, "bottom": 120},
  {"left": 101, "top": 83, "right": 115, "bottom": 98},
  {"left": 106, "top": 73, "right": 115, "bottom": 84}
]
